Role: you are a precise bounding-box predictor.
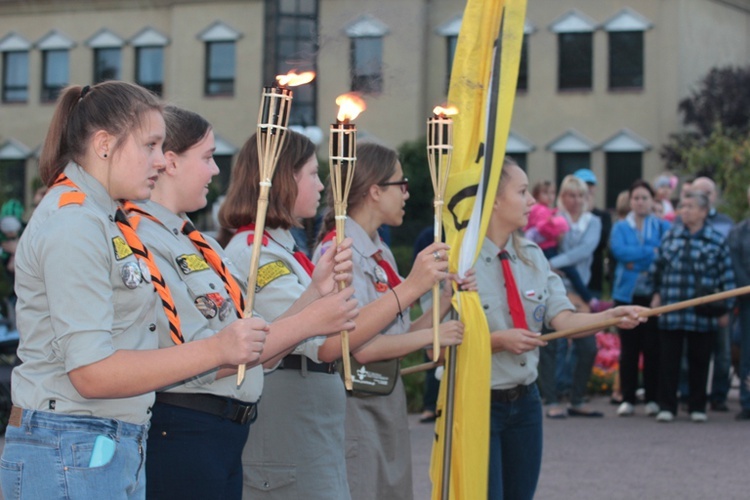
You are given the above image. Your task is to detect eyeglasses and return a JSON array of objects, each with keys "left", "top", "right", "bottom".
[{"left": 378, "top": 178, "right": 409, "bottom": 194}]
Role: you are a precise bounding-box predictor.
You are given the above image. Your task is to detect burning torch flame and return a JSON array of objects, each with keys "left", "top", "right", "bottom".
[
  {"left": 336, "top": 93, "right": 367, "bottom": 122},
  {"left": 276, "top": 70, "right": 316, "bottom": 88},
  {"left": 433, "top": 105, "right": 459, "bottom": 117}
]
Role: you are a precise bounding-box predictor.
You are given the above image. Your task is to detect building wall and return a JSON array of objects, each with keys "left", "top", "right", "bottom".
[{"left": 1, "top": 0, "right": 750, "bottom": 209}]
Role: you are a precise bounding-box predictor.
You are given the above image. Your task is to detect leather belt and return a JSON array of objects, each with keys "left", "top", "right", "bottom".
[
  {"left": 491, "top": 384, "right": 530, "bottom": 403},
  {"left": 8, "top": 405, "right": 22, "bottom": 427},
  {"left": 155, "top": 392, "right": 257, "bottom": 425},
  {"left": 278, "top": 354, "right": 336, "bottom": 374}
]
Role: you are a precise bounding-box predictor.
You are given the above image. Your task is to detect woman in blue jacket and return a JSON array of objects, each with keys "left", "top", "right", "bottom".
[{"left": 610, "top": 179, "right": 670, "bottom": 417}]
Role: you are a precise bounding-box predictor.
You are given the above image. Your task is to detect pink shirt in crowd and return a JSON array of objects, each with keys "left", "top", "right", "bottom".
[{"left": 524, "top": 203, "right": 569, "bottom": 250}]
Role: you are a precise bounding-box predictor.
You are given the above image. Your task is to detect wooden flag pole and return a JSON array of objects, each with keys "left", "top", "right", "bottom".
[
  {"left": 539, "top": 285, "right": 750, "bottom": 342},
  {"left": 400, "top": 285, "right": 750, "bottom": 376}
]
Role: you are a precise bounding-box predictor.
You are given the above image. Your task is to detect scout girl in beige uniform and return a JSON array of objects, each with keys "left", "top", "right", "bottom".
[
  {"left": 478, "top": 157, "right": 647, "bottom": 500},
  {"left": 313, "top": 143, "right": 470, "bottom": 500},
  {"left": 129, "top": 106, "right": 357, "bottom": 499},
  {"left": 219, "top": 131, "right": 448, "bottom": 499},
  {"left": 0, "top": 82, "right": 266, "bottom": 500}
]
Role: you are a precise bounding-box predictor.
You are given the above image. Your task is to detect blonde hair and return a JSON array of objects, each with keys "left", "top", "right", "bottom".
[
  {"left": 496, "top": 157, "right": 533, "bottom": 267},
  {"left": 556, "top": 175, "right": 589, "bottom": 213}
]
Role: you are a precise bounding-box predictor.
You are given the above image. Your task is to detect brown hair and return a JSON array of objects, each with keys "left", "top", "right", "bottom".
[
  {"left": 218, "top": 130, "right": 315, "bottom": 230},
  {"left": 162, "top": 105, "right": 211, "bottom": 155},
  {"left": 39, "top": 82, "right": 163, "bottom": 186},
  {"left": 317, "top": 142, "right": 399, "bottom": 243},
  {"left": 531, "top": 179, "right": 553, "bottom": 201}
]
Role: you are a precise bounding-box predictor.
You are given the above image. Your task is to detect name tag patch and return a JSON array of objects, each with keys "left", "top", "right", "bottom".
[
  {"left": 176, "top": 254, "right": 210, "bottom": 275},
  {"left": 256, "top": 260, "right": 291, "bottom": 292}
]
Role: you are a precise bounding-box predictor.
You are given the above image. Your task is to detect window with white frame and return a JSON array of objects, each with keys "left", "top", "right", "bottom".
[
  {"left": 346, "top": 15, "right": 388, "bottom": 94},
  {"left": 264, "top": 0, "right": 319, "bottom": 126},
  {"left": 199, "top": 22, "right": 240, "bottom": 97},
  {"left": 437, "top": 15, "right": 461, "bottom": 93},
  {"left": 547, "top": 130, "right": 594, "bottom": 184},
  {"left": 604, "top": 9, "right": 651, "bottom": 90},
  {"left": 132, "top": 28, "right": 168, "bottom": 96},
  {"left": 551, "top": 11, "right": 597, "bottom": 91},
  {"left": 601, "top": 129, "right": 650, "bottom": 207},
  {"left": 37, "top": 31, "right": 75, "bottom": 102},
  {"left": 0, "top": 33, "right": 31, "bottom": 103},
  {"left": 86, "top": 29, "right": 124, "bottom": 83},
  {"left": 518, "top": 20, "right": 537, "bottom": 92}
]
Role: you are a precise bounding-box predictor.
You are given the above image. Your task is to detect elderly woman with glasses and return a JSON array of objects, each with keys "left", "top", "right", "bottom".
[{"left": 650, "top": 190, "right": 735, "bottom": 423}]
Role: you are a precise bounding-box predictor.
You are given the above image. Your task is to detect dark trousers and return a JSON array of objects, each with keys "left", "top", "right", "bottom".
[
  {"left": 488, "top": 385, "right": 543, "bottom": 500},
  {"left": 617, "top": 296, "right": 660, "bottom": 404},
  {"left": 657, "top": 329, "right": 716, "bottom": 415},
  {"left": 146, "top": 401, "right": 252, "bottom": 500}
]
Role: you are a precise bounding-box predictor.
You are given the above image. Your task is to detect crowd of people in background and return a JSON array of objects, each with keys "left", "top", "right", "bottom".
[{"left": 527, "top": 168, "right": 747, "bottom": 423}]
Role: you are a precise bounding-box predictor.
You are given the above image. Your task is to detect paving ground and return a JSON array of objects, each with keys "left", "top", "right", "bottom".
[{"left": 410, "top": 390, "right": 750, "bottom": 499}]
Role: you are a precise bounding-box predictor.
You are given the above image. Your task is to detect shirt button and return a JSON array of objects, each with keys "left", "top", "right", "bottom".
[
  {"left": 520, "top": 361, "right": 526, "bottom": 367},
  {"left": 149, "top": 324, "right": 156, "bottom": 332},
  {"left": 209, "top": 283, "right": 216, "bottom": 289},
  {"left": 483, "top": 304, "right": 489, "bottom": 310},
  {"left": 173, "top": 228, "right": 179, "bottom": 235},
  {"left": 486, "top": 257, "right": 492, "bottom": 263},
  {"left": 108, "top": 215, "right": 114, "bottom": 222}
]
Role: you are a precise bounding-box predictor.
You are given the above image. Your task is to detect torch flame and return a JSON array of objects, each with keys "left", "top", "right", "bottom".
[
  {"left": 336, "top": 93, "right": 367, "bottom": 122},
  {"left": 433, "top": 105, "right": 459, "bottom": 117},
  {"left": 276, "top": 70, "right": 316, "bottom": 88}
]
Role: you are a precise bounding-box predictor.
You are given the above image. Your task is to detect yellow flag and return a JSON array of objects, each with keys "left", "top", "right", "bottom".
[{"left": 429, "top": 1, "right": 527, "bottom": 498}]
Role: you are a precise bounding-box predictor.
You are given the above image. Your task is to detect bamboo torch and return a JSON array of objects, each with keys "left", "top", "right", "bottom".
[
  {"left": 329, "top": 93, "right": 366, "bottom": 391},
  {"left": 426, "top": 105, "right": 458, "bottom": 362},
  {"left": 238, "top": 70, "right": 315, "bottom": 385}
]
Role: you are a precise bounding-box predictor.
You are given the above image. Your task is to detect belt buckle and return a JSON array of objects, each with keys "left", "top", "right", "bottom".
[{"left": 233, "top": 403, "right": 257, "bottom": 425}]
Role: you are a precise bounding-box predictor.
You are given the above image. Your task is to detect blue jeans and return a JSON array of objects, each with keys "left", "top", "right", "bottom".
[
  {"left": 146, "top": 401, "right": 252, "bottom": 499},
  {"left": 0, "top": 409, "right": 148, "bottom": 499},
  {"left": 738, "top": 302, "right": 750, "bottom": 410},
  {"left": 555, "top": 339, "right": 576, "bottom": 398},
  {"left": 488, "top": 385, "right": 543, "bottom": 500}
]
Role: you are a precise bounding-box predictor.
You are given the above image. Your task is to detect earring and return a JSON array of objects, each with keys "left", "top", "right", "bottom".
[{"left": 103, "top": 153, "right": 108, "bottom": 158}]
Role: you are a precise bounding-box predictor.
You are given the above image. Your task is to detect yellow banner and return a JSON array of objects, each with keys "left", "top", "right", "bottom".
[{"left": 430, "top": 1, "right": 527, "bottom": 498}]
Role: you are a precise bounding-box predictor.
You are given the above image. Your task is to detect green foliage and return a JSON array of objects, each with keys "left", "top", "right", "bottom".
[
  {"left": 395, "top": 137, "right": 433, "bottom": 245},
  {"left": 679, "top": 128, "right": 750, "bottom": 221},
  {"left": 662, "top": 66, "right": 750, "bottom": 171}
]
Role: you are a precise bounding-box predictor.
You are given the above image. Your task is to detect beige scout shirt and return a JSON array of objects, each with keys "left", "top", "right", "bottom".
[
  {"left": 132, "top": 200, "right": 262, "bottom": 403},
  {"left": 224, "top": 227, "right": 324, "bottom": 362},
  {"left": 476, "top": 234, "right": 574, "bottom": 390},
  {"left": 312, "top": 218, "right": 410, "bottom": 336},
  {"left": 12, "top": 164, "right": 159, "bottom": 425}
]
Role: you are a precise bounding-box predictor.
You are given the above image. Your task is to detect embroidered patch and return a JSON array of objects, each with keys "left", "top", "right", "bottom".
[
  {"left": 533, "top": 304, "right": 546, "bottom": 323},
  {"left": 176, "top": 254, "right": 210, "bottom": 275},
  {"left": 256, "top": 260, "right": 291, "bottom": 291},
  {"left": 112, "top": 236, "right": 133, "bottom": 260}
]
